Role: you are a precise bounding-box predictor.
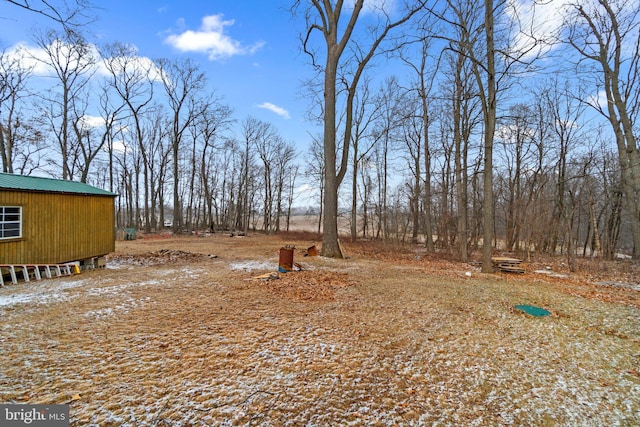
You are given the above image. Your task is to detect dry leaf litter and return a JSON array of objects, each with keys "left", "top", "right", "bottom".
[{"left": 0, "top": 234, "right": 638, "bottom": 426}]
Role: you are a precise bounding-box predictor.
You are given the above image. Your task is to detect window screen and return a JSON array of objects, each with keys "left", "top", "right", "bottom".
[{"left": 0, "top": 206, "right": 22, "bottom": 239}]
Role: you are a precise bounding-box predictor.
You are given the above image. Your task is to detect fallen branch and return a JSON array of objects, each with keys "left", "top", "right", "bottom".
[
  {"left": 150, "top": 399, "right": 170, "bottom": 427},
  {"left": 241, "top": 389, "right": 275, "bottom": 405}
]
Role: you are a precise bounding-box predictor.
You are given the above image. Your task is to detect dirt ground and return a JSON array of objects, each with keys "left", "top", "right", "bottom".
[{"left": 1, "top": 232, "right": 639, "bottom": 426}]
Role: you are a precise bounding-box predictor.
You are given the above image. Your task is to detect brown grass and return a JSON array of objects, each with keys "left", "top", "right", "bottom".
[{"left": 0, "top": 233, "right": 639, "bottom": 426}]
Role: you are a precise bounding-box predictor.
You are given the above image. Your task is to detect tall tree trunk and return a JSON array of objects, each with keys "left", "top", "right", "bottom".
[
  {"left": 322, "top": 46, "right": 343, "bottom": 256},
  {"left": 422, "top": 96, "right": 434, "bottom": 251},
  {"left": 453, "top": 51, "right": 468, "bottom": 262},
  {"left": 351, "top": 155, "right": 358, "bottom": 242},
  {"left": 480, "top": 0, "right": 496, "bottom": 272}
]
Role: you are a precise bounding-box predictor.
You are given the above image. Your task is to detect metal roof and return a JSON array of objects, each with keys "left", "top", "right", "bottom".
[{"left": 0, "top": 173, "right": 116, "bottom": 196}]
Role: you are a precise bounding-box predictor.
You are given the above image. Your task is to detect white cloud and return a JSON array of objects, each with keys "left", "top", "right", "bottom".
[
  {"left": 588, "top": 89, "right": 609, "bottom": 112},
  {"left": 497, "top": 123, "right": 536, "bottom": 143},
  {"left": 99, "top": 53, "right": 165, "bottom": 82},
  {"left": 80, "top": 115, "right": 106, "bottom": 128},
  {"left": 506, "top": 0, "right": 568, "bottom": 60},
  {"left": 5, "top": 42, "right": 60, "bottom": 75},
  {"left": 344, "top": 0, "right": 396, "bottom": 15},
  {"left": 257, "top": 102, "right": 290, "bottom": 119},
  {"left": 111, "top": 139, "right": 127, "bottom": 153},
  {"left": 164, "top": 14, "right": 265, "bottom": 61},
  {"left": 4, "top": 41, "right": 150, "bottom": 82}
]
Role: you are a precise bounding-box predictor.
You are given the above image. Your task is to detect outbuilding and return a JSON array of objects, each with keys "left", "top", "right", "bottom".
[{"left": 0, "top": 173, "right": 116, "bottom": 266}]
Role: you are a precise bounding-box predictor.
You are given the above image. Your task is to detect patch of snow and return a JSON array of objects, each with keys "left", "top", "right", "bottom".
[
  {"left": 533, "top": 270, "right": 569, "bottom": 278},
  {"left": 86, "top": 284, "right": 136, "bottom": 296},
  {"left": 86, "top": 280, "right": 162, "bottom": 296},
  {"left": 181, "top": 267, "right": 204, "bottom": 278},
  {"left": 594, "top": 281, "right": 640, "bottom": 291},
  {"left": 84, "top": 296, "right": 152, "bottom": 319},
  {"left": 0, "top": 278, "right": 87, "bottom": 308},
  {"left": 0, "top": 275, "right": 169, "bottom": 310},
  {"left": 229, "top": 260, "right": 276, "bottom": 272},
  {"left": 0, "top": 293, "right": 45, "bottom": 307}
]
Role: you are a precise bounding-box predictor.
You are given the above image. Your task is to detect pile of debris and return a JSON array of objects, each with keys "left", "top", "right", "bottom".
[
  {"left": 253, "top": 270, "right": 353, "bottom": 302},
  {"left": 108, "top": 249, "right": 218, "bottom": 266},
  {"left": 492, "top": 257, "right": 525, "bottom": 273}
]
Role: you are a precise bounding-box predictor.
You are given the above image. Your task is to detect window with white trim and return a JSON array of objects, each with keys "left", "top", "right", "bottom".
[{"left": 0, "top": 206, "right": 22, "bottom": 239}]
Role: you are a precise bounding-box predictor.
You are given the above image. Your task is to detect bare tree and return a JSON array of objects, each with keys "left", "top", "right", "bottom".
[
  {"left": 102, "top": 42, "right": 155, "bottom": 231},
  {"left": 595, "top": 142, "right": 624, "bottom": 259},
  {"left": 6, "top": 115, "right": 46, "bottom": 174},
  {"left": 285, "top": 163, "right": 300, "bottom": 231},
  {"left": 433, "top": 0, "right": 497, "bottom": 268},
  {"left": 197, "top": 102, "right": 234, "bottom": 232},
  {"left": 304, "top": 134, "right": 325, "bottom": 234},
  {"left": 4, "top": 0, "right": 94, "bottom": 31},
  {"left": 472, "top": 0, "right": 497, "bottom": 271},
  {"left": 295, "top": 0, "right": 426, "bottom": 257},
  {"left": 358, "top": 157, "right": 374, "bottom": 238},
  {"left": 372, "top": 76, "right": 403, "bottom": 243},
  {"left": 565, "top": 0, "right": 640, "bottom": 258},
  {"left": 35, "top": 29, "right": 96, "bottom": 180},
  {"left": 496, "top": 103, "right": 538, "bottom": 252},
  {"left": 156, "top": 58, "right": 208, "bottom": 233},
  {"left": 249, "top": 118, "right": 281, "bottom": 233},
  {"left": 399, "top": 36, "right": 438, "bottom": 250},
  {"left": 236, "top": 132, "right": 252, "bottom": 233},
  {"left": 431, "top": 106, "right": 455, "bottom": 250},
  {"left": 214, "top": 138, "right": 247, "bottom": 231},
  {"left": 434, "top": 2, "right": 484, "bottom": 262},
  {"left": 145, "top": 106, "right": 172, "bottom": 230},
  {"left": 450, "top": 48, "right": 479, "bottom": 261},
  {"left": 274, "top": 141, "right": 297, "bottom": 232},
  {"left": 97, "top": 83, "right": 124, "bottom": 193},
  {"left": 397, "top": 97, "right": 425, "bottom": 244},
  {"left": 182, "top": 97, "right": 232, "bottom": 231},
  {"left": 0, "top": 47, "right": 33, "bottom": 173},
  {"left": 432, "top": 0, "right": 540, "bottom": 270},
  {"left": 241, "top": 117, "right": 276, "bottom": 232},
  {"left": 543, "top": 77, "right": 587, "bottom": 265},
  {"left": 348, "top": 79, "right": 380, "bottom": 242},
  {"left": 525, "top": 82, "right": 554, "bottom": 259}
]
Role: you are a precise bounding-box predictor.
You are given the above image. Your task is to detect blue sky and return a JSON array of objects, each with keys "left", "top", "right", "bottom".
[
  {"left": 0, "top": 0, "right": 615, "bottom": 163},
  {"left": 0, "top": 0, "right": 583, "bottom": 144},
  {"left": 0, "top": 0, "right": 317, "bottom": 145}
]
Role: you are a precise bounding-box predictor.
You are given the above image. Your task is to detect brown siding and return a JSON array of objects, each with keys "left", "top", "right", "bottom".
[{"left": 0, "top": 190, "right": 115, "bottom": 264}]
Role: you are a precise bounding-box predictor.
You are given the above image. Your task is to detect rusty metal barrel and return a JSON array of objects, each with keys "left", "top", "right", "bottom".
[{"left": 279, "top": 246, "right": 294, "bottom": 272}]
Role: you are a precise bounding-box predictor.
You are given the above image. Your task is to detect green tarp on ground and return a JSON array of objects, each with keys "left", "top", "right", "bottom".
[{"left": 514, "top": 304, "right": 551, "bottom": 317}]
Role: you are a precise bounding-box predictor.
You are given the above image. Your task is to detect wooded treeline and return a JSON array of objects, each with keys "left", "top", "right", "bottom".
[
  {"left": 0, "top": 37, "right": 300, "bottom": 235},
  {"left": 1, "top": 0, "right": 638, "bottom": 263},
  {"left": 325, "top": 74, "right": 628, "bottom": 263}
]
